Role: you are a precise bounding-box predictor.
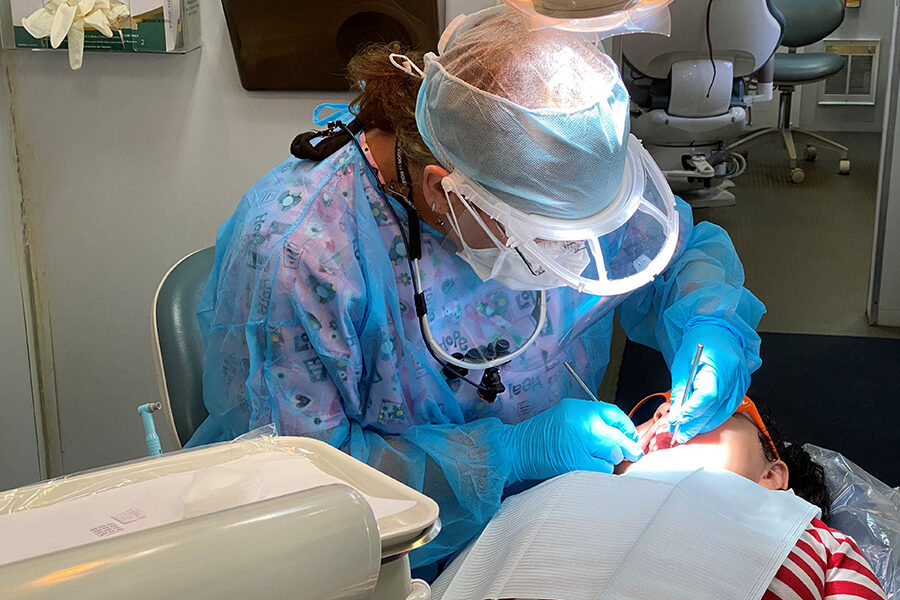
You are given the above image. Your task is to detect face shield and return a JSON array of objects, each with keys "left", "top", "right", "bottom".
[
  {"left": 442, "top": 138, "right": 678, "bottom": 296},
  {"left": 416, "top": 6, "right": 680, "bottom": 297}
]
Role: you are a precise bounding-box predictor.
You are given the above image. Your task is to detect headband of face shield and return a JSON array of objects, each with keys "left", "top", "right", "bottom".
[{"left": 415, "top": 7, "right": 679, "bottom": 296}]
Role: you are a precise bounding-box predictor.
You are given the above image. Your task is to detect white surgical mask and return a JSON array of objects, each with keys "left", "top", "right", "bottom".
[
  {"left": 447, "top": 190, "right": 591, "bottom": 291},
  {"left": 461, "top": 242, "right": 591, "bottom": 291}
]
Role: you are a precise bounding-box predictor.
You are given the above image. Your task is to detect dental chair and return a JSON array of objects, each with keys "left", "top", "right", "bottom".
[
  {"left": 151, "top": 247, "right": 214, "bottom": 449},
  {"left": 621, "top": 0, "right": 784, "bottom": 207},
  {"left": 728, "top": 0, "right": 849, "bottom": 184}
]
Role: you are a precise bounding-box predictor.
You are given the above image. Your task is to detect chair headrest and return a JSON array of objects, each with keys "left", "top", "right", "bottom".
[{"left": 622, "top": 0, "right": 784, "bottom": 80}]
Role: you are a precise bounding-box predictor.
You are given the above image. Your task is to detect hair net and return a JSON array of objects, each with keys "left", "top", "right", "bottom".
[{"left": 415, "top": 6, "right": 631, "bottom": 221}]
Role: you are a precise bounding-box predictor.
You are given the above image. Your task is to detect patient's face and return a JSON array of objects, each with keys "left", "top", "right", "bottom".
[{"left": 621, "top": 401, "right": 788, "bottom": 491}]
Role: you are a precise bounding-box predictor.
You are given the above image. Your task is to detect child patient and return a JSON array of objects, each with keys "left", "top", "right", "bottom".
[{"left": 620, "top": 393, "right": 886, "bottom": 600}]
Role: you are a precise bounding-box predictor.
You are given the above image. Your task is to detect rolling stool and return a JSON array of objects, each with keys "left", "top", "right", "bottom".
[{"left": 729, "top": 0, "right": 849, "bottom": 183}]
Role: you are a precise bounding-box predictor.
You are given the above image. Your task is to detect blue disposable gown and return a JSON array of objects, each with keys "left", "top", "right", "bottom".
[{"left": 189, "top": 138, "right": 765, "bottom": 568}]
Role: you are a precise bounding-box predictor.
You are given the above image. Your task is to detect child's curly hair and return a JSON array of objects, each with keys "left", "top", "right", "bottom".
[{"left": 759, "top": 409, "right": 832, "bottom": 521}]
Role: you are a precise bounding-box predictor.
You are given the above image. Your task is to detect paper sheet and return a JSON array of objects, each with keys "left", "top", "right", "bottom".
[
  {"left": 0, "top": 452, "right": 415, "bottom": 566},
  {"left": 161, "top": 0, "right": 179, "bottom": 51},
  {"left": 435, "top": 469, "right": 818, "bottom": 600}
]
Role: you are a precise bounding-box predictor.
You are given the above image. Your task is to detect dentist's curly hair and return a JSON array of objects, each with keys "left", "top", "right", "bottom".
[{"left": 346, "top": 43, "right": 437, "bottom": 169}]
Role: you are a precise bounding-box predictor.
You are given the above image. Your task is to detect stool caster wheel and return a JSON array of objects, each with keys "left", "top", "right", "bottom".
[
  {"left": 805, "top": 146, "right": 817, "bottom": 161},
  {"left": 839, "top": 159, "right": 851, "bottom": 175},
  {"left": 791, "top": 168, "right": 805, "bottom": 184}
]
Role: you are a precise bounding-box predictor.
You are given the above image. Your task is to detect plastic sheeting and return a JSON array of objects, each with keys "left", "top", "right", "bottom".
[
  {"left": 0, "top": 428, "right": 426, "bottom": 567},
  {"left": 806, "top": 444, "right": 900, "bottom": 599}
]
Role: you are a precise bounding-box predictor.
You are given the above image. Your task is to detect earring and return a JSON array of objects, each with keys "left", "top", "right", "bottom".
[{"left": 432, "top": 203, "right": 446, "bottom": 229}]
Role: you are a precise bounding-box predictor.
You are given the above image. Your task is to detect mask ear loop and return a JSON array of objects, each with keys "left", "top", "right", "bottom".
[
  {"left": 421, "top": 193, "right": 549, "bottom": 371},
  {"left": 388, "top": 53, "right": 424, "bottom": 79},
  {"left": 443, "top": 177, "right": 510, "bottom": 251},
  {"left": 444, "top": 175, "right": 556, "bottom": 280},
  {"left": 444, "top": 192, "right": 474, "bottom": 257}
]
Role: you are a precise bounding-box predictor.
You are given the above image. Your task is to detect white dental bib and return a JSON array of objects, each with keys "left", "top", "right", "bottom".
[{"left": 433, "top": 468, "right": 818, "bottom": 600}]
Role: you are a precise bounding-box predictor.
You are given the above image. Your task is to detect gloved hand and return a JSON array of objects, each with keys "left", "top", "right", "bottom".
[
  {"left": 502, "top": 398, "right": 643, "bottom": 484},
  {"left": 669, "top": 322, "right": 751, "bottom": 443}
]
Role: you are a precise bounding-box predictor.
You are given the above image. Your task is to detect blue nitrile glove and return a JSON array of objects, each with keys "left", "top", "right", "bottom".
[
  {"left": 502, "top": 398, "right": 643, "bottom": 484},
  {"left": 669, "top": 322, "right": 750, "bottom": 443}
]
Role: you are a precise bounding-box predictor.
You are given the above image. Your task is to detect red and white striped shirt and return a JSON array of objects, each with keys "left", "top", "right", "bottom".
[{"left": 764, "top": 518, "right": 886, "bottom": 600}]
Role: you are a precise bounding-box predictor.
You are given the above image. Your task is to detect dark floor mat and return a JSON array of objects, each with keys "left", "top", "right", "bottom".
[{"left": 615, "top": 332, "right": 900, "bottom": 486}]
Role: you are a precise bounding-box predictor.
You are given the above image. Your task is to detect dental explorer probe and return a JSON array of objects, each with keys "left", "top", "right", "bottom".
[
  {"left": 564, "top": 361, "right": 600, "bottom": 402},
  {"left": 672, "top": 343, "right": 704, "bottom": 443}
]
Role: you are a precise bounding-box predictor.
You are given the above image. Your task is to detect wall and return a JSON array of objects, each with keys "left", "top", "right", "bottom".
[
  {"left": 6, "top": 0, "right": 347, "bottom": 473},
  {"left": 799, "top": 2, "right": 897, "bottom": 132},
  {"left": 875, "top": 132, "right": 900, "bottom": 326},
  {"left": 444, "top": 0, "right": 497, "bottom": 24},
  {"left": 0, "top": 56, "right": 40, "bottom": 488},
  {"left": 870, "top": 5, "right": 900, "bottom": 327}
]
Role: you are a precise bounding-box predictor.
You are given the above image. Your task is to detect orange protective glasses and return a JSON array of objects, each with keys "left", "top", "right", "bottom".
[{"left": 628, "top": 392, "right": 780, "bottom": 461}]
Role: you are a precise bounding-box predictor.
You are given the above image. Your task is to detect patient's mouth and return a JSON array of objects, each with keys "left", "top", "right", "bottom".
[
  {"left": 653, "top": 431, "right": 674, "bottom": 451},
  {"left": 645, "top": 421, "right": 678, "bottom": 452},
  {"left": 642, "top": 419, "right": 672, "bottom": 453}
]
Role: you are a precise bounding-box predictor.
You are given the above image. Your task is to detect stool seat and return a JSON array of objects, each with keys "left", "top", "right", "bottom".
[
  {"left": 729, "top": 0, "right": 851, "bottom": 185},
  {"left": 774, "top": 52, "right": 845, "bottom": 85}
]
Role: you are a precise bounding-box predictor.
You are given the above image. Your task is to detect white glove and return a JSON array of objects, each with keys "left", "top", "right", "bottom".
[{"left": 22, "top": 0, "right": 132, "bottom": 70}]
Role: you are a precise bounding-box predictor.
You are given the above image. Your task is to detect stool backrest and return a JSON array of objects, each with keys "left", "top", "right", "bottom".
[{"left": 773, "top": 0, "right": 844, "bottom": 48}]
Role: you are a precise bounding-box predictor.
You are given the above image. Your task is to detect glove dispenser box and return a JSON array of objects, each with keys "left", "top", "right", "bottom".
[{"left": 0, "top": 0, "right": 201, "bottom": 55}]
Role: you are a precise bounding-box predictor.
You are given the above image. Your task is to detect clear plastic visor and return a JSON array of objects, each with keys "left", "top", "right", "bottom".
[{"left": 447, "top": 135, "right": 680, "bottom": 297}]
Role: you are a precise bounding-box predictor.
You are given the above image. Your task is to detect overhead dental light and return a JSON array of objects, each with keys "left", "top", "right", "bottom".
[
  {"left": 531, "top": 0, "right": 643, "bottom": 18},
  {"left": 501, "top": 0, "right": 675, "bottom": 34}
]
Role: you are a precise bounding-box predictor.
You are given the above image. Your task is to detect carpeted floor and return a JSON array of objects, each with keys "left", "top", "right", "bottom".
[{"left": 694, "top": 131, "right": 899, "bottom": 339}]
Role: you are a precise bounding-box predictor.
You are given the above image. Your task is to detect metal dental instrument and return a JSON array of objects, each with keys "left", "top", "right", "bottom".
[
  {"left": 564, "top": 361, "right": 599, "bottom": 402},
  {"left": 672, "top": 343, "right": 704, "bottom": 442}
]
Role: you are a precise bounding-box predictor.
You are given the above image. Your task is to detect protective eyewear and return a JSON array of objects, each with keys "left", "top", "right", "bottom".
[{"left": 628, "top": 392, "right": 780, "bottom": 461}]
